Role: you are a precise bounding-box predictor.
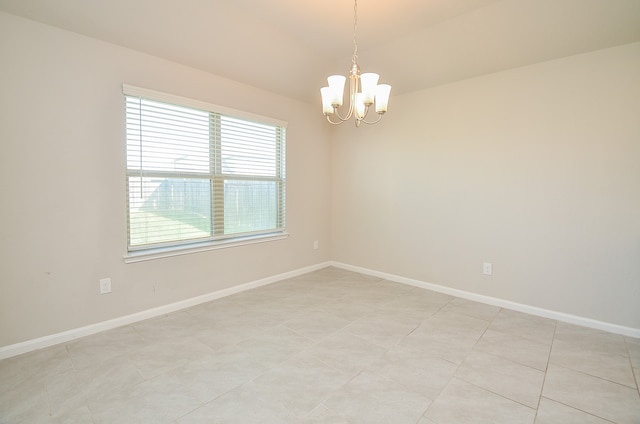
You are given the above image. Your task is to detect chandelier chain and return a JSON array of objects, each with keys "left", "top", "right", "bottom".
[{"left": 352, "top": 0, "right": 358, "bottom": 64}]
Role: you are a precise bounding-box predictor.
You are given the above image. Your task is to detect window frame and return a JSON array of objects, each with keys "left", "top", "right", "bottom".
[{"left": 122, "top": 84, "right": 288, "bottom": 263}]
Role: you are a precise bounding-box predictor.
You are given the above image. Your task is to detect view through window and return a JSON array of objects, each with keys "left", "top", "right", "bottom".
[{"left": 124, "top": 86, "right": 286, "bottom": 252}]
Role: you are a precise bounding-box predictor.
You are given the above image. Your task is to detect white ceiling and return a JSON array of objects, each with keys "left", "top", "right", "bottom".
[{"left": 1, "top": 0, "right": 639, "bottom": 104}]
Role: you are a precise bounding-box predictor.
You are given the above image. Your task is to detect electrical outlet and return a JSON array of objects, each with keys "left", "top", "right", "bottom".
[
  {"left": 99, "top": 277, "right": 112, "bottom": 294},
  {"left": 483, "top": 263, "right": 493, "bottom": 276},
  {"left": 313, "top": 240, "right": 319, "bottom": 250}
]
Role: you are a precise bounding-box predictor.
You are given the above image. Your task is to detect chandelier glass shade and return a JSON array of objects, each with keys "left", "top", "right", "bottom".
[{"left": 320, "top": 0, "right": 391, "bottom": 127}]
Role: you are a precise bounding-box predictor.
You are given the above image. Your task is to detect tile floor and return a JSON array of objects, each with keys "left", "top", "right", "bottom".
[{"left": 1, "top": 267, "right": 639, "bottom": 423}]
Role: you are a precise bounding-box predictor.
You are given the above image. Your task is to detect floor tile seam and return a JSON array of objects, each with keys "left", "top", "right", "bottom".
[
  {"left": 247, "top": 364, "right": 364, "bottom": 419},
  {"left": 547, "top": 362, "right": 640, "bottom": 395},
  {"left": 536, "top": 396, "right": 618, "bottom": 424},
  {"left": 412, "top": 350, "right": 468, "bottom": 416},
  {"left": 416, "top": 378, "right": 470, "bottom": 424},
  {"left": 481, "top": 326, "right": 554, "bottom": 349},
  {"left": 318, "top": 406, "right": 360, "bottom": 424},
  {"left": 303, "top": 347, "right": 385, "bottom": 380},
  {"left": 66, "top": 346, "right": 148, "bottom": 376},
  {"left": 633, "top": 366, "right": 640, "bottom": 397},
  {"left": 534, "top": 319, "right": 559, "bottom": 420},
  {"left": 363, "top": 364, "right": 441, "bottom": 404},
  {"left": 404, "top": 301, "right": 451, "bottom": 336},
  {"left": 442, "top": 304, "right": 502, "bottom": 325},
  {"left": 550, "top": 340, "right": 630, "bottom": 358},
  {"left": 624, "top": 341, "right": 640, "bottom": 394},
  {"left": 471, "top": 347, "right": 548, "bottom": 373},
  {"left": 453, "top": 375, "right": 539, "bottom": 411},
  {"left": 466, "top": 345, "right": 549, "bottom": 375},
  {"left": 46, "top": 358, "right": 147, "bottom": 410},
  {"left": 279, "top": 319, "right": 352, "bottom": 342},
  {"left": 342, "top": 322, "right": 420, "bottom": 350},
  {"left": 546, "top": 357, "right": 639, "bottom": 390}
]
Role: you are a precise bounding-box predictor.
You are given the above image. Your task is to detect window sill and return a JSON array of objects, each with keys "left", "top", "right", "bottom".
[{"left": 123, "top": 232, "right": 289, "bottom": 264}]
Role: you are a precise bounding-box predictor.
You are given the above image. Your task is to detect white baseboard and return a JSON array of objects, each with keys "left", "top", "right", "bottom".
[
  {"left": 3, "top": 260, "right": 637, "bottom": 360},
  {"left": 0, "top": 262, "right": 332, "bottom": 360},
  {"left": 330, "top": 261, "right": 640, "bottom": 339}
]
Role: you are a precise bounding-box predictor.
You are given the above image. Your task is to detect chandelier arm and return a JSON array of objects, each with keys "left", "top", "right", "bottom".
[
  {"left": 327, "top": 107, "right": 352, "bottom": 123},
  {"left": 358, "top": 111, "right": 384, "bottom": 125},
  {"left": 325, "top": 115, "right": 346, "bottom": 125}
]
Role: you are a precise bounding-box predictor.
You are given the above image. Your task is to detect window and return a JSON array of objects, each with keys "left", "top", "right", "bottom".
[{"left": 123, "top": 85, "right": 286, "bottom": 255}]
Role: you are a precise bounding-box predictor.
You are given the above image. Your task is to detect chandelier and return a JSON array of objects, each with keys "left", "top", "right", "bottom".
[{"left": 320, "top": 0, "right": 391, "bottom": 127}]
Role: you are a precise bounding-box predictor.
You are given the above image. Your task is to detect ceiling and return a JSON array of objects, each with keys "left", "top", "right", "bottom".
[{"left": 1, "top": 0, "right": 639, "bottom": 104}]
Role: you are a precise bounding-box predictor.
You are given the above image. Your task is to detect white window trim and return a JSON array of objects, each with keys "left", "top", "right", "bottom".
[
  {"left": 122, "top": 84, "right": 288, "bottom": 262},
  {"left": 122, "top": 85, "right": 288, "bottom": 129},
  {"left": 123, "top": 232, "right": 290, "bottom": 263}
]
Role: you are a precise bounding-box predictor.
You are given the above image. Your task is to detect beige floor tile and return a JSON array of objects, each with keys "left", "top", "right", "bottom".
[
  {"left": 550, "top": 338, "right": 636, "bottom": 387},
  {"left": 301, "top": 405, "right": 350, "bottom": 424},
  {"left": 343, "top": 313, "right": 419, "bottom": 348},
  {"left": 382, "top": 288, "right": 452, "bottom": 313},
  {"left": 282, "top": 309, "right": 351, "bottom": 340},
  {"left": 46, "top": 355, "right": 143, "bottom": 417},
  {"left": 425, "top": 378, "right": 536, "bottom": 424},
  {"left": 177, "top": 381, "right": 298, "bottom": 424},
  {"left": 128, "top": 336, "right": 215, "bottom": 379},
  {"left": 534, "top": 397, "right": 612, "bottom": 424},
  {"left": 51, "top": 406, "right": 95, "bottom": 424},
  {"left": 425, "top": 309, "right": 492, "bottom": 337},
  {"left": 234, "top": 325, "right": 314, "bottom": 368},
  {"left": 88, "top": 373, "right": 202, "bottom": 424},
  {"left": 185, "top": 298, "right": 249, "bottom": 323},
  {"left": 370, "top": 279, "right": 417, "bottom": 296},
  {"left": 193, "top": 318, "right": 268, "bottom": 351},
  {"left": 455, "top": 350, "right": 545, "bottom": 408},
  {"left": 315, "top": 298, "right": 377, "bottom": 321},
  {"left": 338, "top": 290, "right": 396, "bottom": 309},
  {"left": 399, "top": 332, "right": 474, "bottom": 366},
  {"left": 170, "top": 344, "right": 268, "bottom": 403},
  {"left": 226, "top": 306, "right": 295, "bottom": 329},
  {"left": 490, "top": 309, "right": 557, "bottom": 345},
  {"left": 474, "top": 328, "right": 551, "bottom": 371},
  {"left": 0, "top": 344, "right": 72, "bottom": 395},
  {"left": 440, "top": 297, "right": 501, "bottom": 321},
  {"left": 367, "top": 345, "right": 458, "bottom": 400},
  {"left": 132, "top": 311, "right": 200, "bottom": 343},
  {"left": 416, "top": 418, "right": 440, "bottom": 424},
  {"left": 626, "top": 336, "right": 640, "bottom": 368},
  {"left": 305, "top": 330, "right": 387, "bottom": 375},
  {"left": 277, "top": 292, "right": 335, "bottom": 311},
  {"left": 0, "top": 377, "right": 50, "bottom": 424},
  {"left": 554, "top": 322, "right": 627, "bottom": 356},
  {"left": 372, "top": 288, "right": 449, "bottom": 324},
  {"left": 67, "top": 325, "right": 147, "bottom": 369},
  {"left": 542, "top": 364, "right": 640, "bottom": 424},
  {"left": 373, "top": 300, "right": 442, "bottom": 324},
  {"left": 252, "top": 353, "right": 353, "bottom": 416},
  {"left": 225, "top": 287, "right": 288, "bottom": 308},
  {"left": 400, "top": 311, "right": 488, "bottom": 365},
  {"left": 323, "top": 370, "right": 431, "bottom": 424}
]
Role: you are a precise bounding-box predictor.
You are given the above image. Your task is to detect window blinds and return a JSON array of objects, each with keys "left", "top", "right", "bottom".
[{"left": 124, "top": 85, "right": 286, "bottom": 251}]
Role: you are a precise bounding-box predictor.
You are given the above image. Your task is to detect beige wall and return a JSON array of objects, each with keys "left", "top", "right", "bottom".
[
  {"left": 331, "top": 42, "right": 640, "bottom": 329},
  {"left": 0, "top": 12, "right": 332, "bottom": 348}
]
